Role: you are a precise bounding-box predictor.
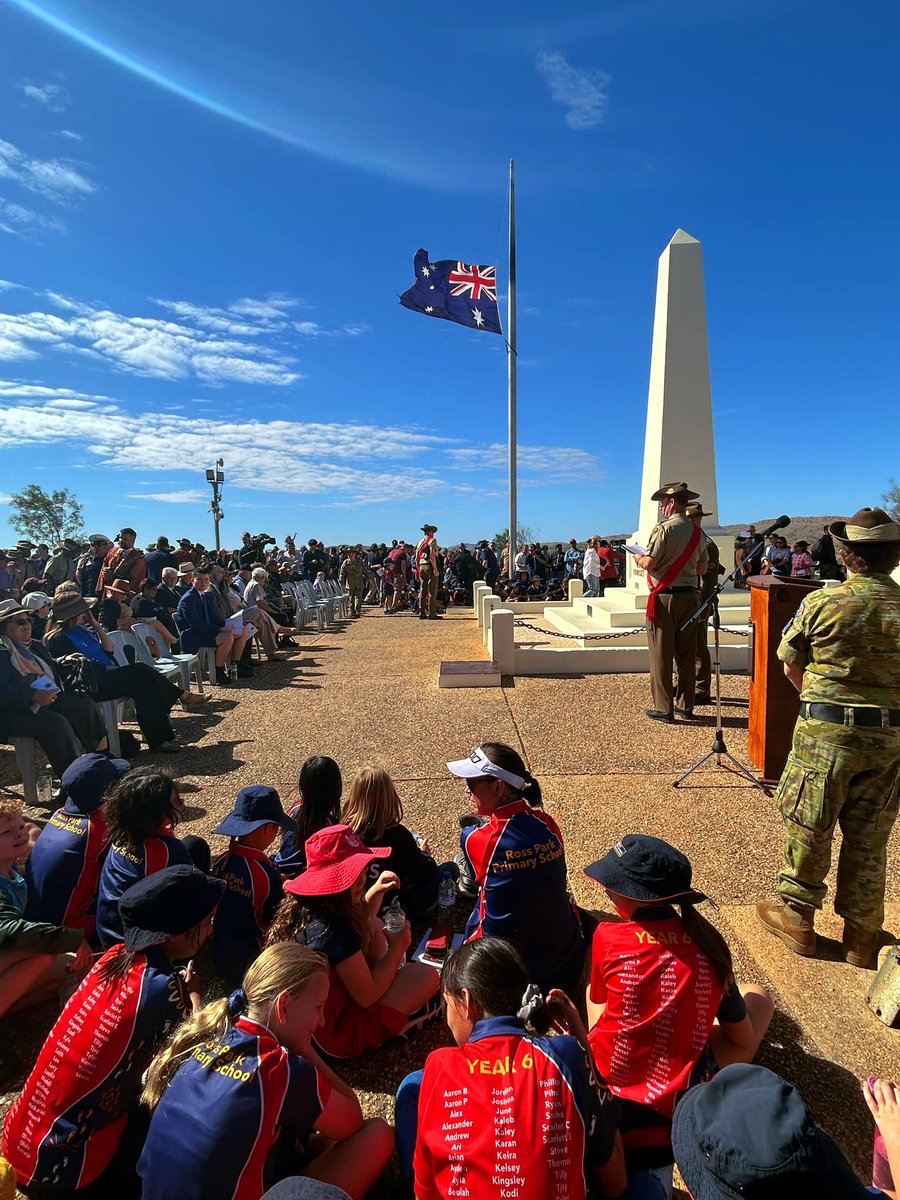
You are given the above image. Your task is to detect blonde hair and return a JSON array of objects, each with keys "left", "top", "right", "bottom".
[
  {"left": 0, "top": 799, "right": 23, "bottom": 824},
  {"left": 342, "top": 766, "right": 402, "bottom": 840},
  {"left": 142, "top": 942, "right": 327, "bottom": 1108}
]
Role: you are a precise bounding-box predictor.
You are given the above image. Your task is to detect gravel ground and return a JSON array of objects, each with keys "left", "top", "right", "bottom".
[{"left": 2, "top": 602, "right": 897, "bottom": 1192}]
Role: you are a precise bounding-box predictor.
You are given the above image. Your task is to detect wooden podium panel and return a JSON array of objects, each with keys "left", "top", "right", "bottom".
[{"left": 748, "top": 576, "right": 823, "bottom": 783}]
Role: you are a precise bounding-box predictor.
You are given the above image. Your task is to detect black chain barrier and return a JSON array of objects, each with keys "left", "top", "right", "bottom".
[{"left": 512, "top": 619, "right": 751, "bottom": 642}]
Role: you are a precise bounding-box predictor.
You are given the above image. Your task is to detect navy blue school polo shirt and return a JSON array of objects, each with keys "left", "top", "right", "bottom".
[
  {"left": 211, "top": 843, "right": 284, "bottom": 981},
  {"left": 138, "top": 1016, "right": 330, "bottom": 1200},
  {"left": 2, "top": 945, "right": 190, "bottom": 1190},
  {"left": 25, "top": 802, "right": 109, "bottom": 939},
  {"left": 95, "top": 833, "right": 192, "bottom": 949},
  {"left": 414, "top": 1016, "right": 620, "bottom": 1200},
  {"left": 461, "top": 799, "right": 585, "bottom": 991}
]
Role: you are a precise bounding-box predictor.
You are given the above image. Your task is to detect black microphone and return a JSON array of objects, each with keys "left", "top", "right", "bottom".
[{"left": 757, "top": 515, "right": 791, "bottom": 539}]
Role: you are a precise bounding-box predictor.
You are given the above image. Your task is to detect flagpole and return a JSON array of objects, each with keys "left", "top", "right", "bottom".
[{"left": 507, "top": 158, "right": 517, "bottom": 575}]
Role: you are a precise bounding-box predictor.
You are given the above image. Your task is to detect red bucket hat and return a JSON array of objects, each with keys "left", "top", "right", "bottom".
[{"left": 284, "top": 823, "right": 391, "bottom": 896}]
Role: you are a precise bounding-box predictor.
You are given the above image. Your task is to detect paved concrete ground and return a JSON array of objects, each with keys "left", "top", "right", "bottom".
[{"left": 2, "top": 603, "right": 897, "bottom": 1190}]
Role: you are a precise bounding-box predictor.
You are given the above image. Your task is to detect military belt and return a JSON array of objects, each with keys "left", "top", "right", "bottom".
[
  {"left": 659, "top": 586, "right": 698, "bottom": 594},
  {"left": 799, "top": 701, "right": 900, "bottom": 728}
]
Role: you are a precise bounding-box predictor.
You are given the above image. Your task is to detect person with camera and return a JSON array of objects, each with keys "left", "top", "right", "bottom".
[{"left": 397, "top": 938, "right": 630, "bottom": 1200}]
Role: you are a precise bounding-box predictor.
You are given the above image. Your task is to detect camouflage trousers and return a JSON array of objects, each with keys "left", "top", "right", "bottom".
[
  {"left": 776, "top": 715, "right": 900, "bottom": 931},
  {"left": 347, "top": 587, "right": 364, "bottom": 616}
]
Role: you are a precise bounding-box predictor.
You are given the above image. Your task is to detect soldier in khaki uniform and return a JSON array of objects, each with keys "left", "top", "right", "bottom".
[
  {"left": 416, "top": 524, "right": 441, "bottom": 620},
  {"left": 687, "top": 501, "right": 720, "bottom": 705},
  {"left": 339, "top": 547, "right": 368, "bottom": 617},
  {"left": 757, "top": 506, "right": 900, "bottom": 968},
  {"left": 635, "top": 483, "right": 709, "bottom": 723}
]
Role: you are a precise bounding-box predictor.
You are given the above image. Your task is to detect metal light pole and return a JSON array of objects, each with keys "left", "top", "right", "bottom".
[{"left": 205, "top": 459, "right": 225, "bottom": 552}]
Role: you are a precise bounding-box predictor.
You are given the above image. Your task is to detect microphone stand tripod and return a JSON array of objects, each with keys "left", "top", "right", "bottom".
[{"left": 672, "top": 548, "right": 769, "bottom": 793}]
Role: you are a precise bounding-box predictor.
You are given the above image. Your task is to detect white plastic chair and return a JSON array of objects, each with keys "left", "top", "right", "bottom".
[
  {"left": 131, "top": 622, "right": 204, "bottom": 694},
  {"left": 111, "top": 627, "right": 182, "bottom": 686},
  {"left": 326, "top": 578, "right": 350, "bottom": 617},
  {"left": 301, "top": 580, "right": 333, "bottom": 627},
  {"left": 10, "top": 737, "right": 39, "bottom": 806},
  {"left": 288, "top": 584, "right": 313, "bottom": 631}
]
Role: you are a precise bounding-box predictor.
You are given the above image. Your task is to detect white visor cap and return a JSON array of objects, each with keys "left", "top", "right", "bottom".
[{"left": 446, "top": 747, "right": 526, "bottom": 791}]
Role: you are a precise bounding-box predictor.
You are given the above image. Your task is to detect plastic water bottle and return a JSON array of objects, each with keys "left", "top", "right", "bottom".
[
  {"left": 383, "top": 896, "right": 406, "bottom": 933},
  {"left": 438, "top": 870, "right": 456, "bottom": 921}
]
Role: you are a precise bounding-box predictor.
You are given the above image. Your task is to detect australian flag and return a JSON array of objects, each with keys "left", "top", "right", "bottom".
[{"left": 400, "top": 248, "right": 502, "bottom": 335}]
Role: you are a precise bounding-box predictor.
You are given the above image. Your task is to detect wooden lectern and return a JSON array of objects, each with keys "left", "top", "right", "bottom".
[{"left": 748, "top": 576, "right": 823, "bottom": 784}]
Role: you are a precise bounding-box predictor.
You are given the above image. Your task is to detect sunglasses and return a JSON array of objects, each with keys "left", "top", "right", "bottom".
[{"left": 12, "top": 616, "right": 33, "bottom": 625}]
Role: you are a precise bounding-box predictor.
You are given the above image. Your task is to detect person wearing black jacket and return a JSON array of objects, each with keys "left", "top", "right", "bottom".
[
  {"left": 144, "top": 538, "right": 179, "bottom": 584},
  {"left": 0, "top": 599, "right": 107, "bottom": 775}
]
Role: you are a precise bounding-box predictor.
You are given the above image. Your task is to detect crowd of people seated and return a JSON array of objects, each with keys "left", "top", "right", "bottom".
[{"left": 0, "top": 742, "right": 893, "bottom": 1198}]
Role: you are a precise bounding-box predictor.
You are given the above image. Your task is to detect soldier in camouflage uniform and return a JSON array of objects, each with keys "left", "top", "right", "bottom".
[
  {"left": 339, "top": 547, "right": 368, "bottom": 617},
  {"left": 757, "top": 506, "right": 900, "bottom": 968},
  {"left": 686, "top": 502, "right": 720, "bottom": 704}
]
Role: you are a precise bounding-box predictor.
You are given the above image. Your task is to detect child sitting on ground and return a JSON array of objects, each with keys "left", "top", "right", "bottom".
[
  {"left": 342, "top": 766, "right": 447, "bottom": 921},
  {"left": 2, "top": 865, "right": 221, "bottom": 1195},
  {"left": 0, "top": 798, "right": 91, "bottom": 1019},
  {"left": 274, "top": 756, "right": 342, "bottom": 879},
  {"left": 138, "top": 943, "right": 395, "bottom": 1200},
  {"left": 95, "top": 768, "right": 210, "bottom": 949},
  {"left": 25, "top": 752, "right": 130, "bottom": 942},
  {"left": 211, "top": 785, "right": 294, "bottom": 984},
  {"left": 584, "top": 835, "right": 774, "bottom": 1171},
  {"left": 267, "top": 825, "right": 440, "bottom": 1059}
]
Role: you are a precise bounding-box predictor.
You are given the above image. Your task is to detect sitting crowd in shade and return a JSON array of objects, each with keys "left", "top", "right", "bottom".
[{"left": 0, "top": 742, "right": 894, "bottom": 1198}]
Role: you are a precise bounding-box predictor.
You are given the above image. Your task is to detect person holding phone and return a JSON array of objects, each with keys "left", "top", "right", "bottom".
[
  {"left": 397, "top": 938, "right": 634, "bottom": 1200},
  {"left": 0, "top": 598, "right": 108, "bottom": 776}
]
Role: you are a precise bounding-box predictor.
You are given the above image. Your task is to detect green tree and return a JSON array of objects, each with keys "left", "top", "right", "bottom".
[
  {"left": 492, "top": 524, "right": 537, "bottom": 553},
  {"left": 882, "top": 479, "right": 900, "bottom": 522},
  {"left": 9, "top": 484, "right": 85, "bottom": 545}
]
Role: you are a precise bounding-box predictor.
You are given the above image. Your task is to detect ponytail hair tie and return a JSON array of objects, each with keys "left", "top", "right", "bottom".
[
  {"left": 227, "top": 987, "right": 248, "bottom": 1018},
  {"left": 517, "top": 983, "right": 544, "bottom": 1023}
]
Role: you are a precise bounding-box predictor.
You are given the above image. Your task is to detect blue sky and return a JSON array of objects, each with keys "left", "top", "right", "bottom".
[{"left": 0, "top": 0, "right": 898, "bottom": 549}]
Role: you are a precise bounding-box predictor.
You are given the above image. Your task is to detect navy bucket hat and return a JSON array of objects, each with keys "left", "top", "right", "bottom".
[
  {"left": 584, "top": 834, "right": 707, "bottom": 904},
  {"left": 214, "top": 785, "right": 293, "bottom": 837},
  {"left": 119, "top": 865, "right": 226, "bottom": 952},
  {"left": 672, "top": 1064, "right": 869, "bottom": 1199},
  {"left": 60, "top": 753, "right": 131, "bottom": 815}
]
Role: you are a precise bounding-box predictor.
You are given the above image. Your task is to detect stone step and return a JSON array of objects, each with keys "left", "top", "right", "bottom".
[
  {"left": 544, "top": 605, "right": 751, "bottom": 647},
  {"left": 439, "top": 660, "right": 502, "bottom": 688},
  {"left": 566, "top": 598, "right": 751, "bottom": 631}
]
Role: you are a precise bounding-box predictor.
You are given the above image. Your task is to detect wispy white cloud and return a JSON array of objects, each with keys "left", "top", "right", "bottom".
[
  {"left": 0, "top": 382, "right": 456, "bottom": 506},
  {"left": 152, "top": 297, "right": 367, "bottom": 341},
  {"left": 0, "top": 199, "right": 65, "bottom": 239},
  {"left": 0, "top": 138, "right": 96, "bottom": 201},
  {"left": 0, "top": 382, "right": 594, "bottom": 507},
  {"left": 0, "top": 293, "right": 304, "bottom": 386},
  {"left": 0, "top": 493, "right": 12, "bottom": 505},
  {"left": 535, "top": 52, "right": 610, "bottom": 130},
  {"left": 447, "top": 442, "right": 603, "bottom": 480},
  {"left": 128, "top": 490, "right": 207, "bottom": 504},
  {"left": 19, "top": 81, "right": 69, "bottom": 112}
]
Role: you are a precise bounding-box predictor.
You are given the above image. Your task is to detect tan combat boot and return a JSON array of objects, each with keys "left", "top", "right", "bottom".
[
  {"left": 842, "top": 921, "right": 882, "bottom": 969},
  {"left": 756, "top": 898, "right": 817, "bottom": 956}
]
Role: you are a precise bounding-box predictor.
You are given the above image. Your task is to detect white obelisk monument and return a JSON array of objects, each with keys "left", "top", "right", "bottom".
[{"left": 628, "top": 229, "right": 728, "bottom": 593}]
